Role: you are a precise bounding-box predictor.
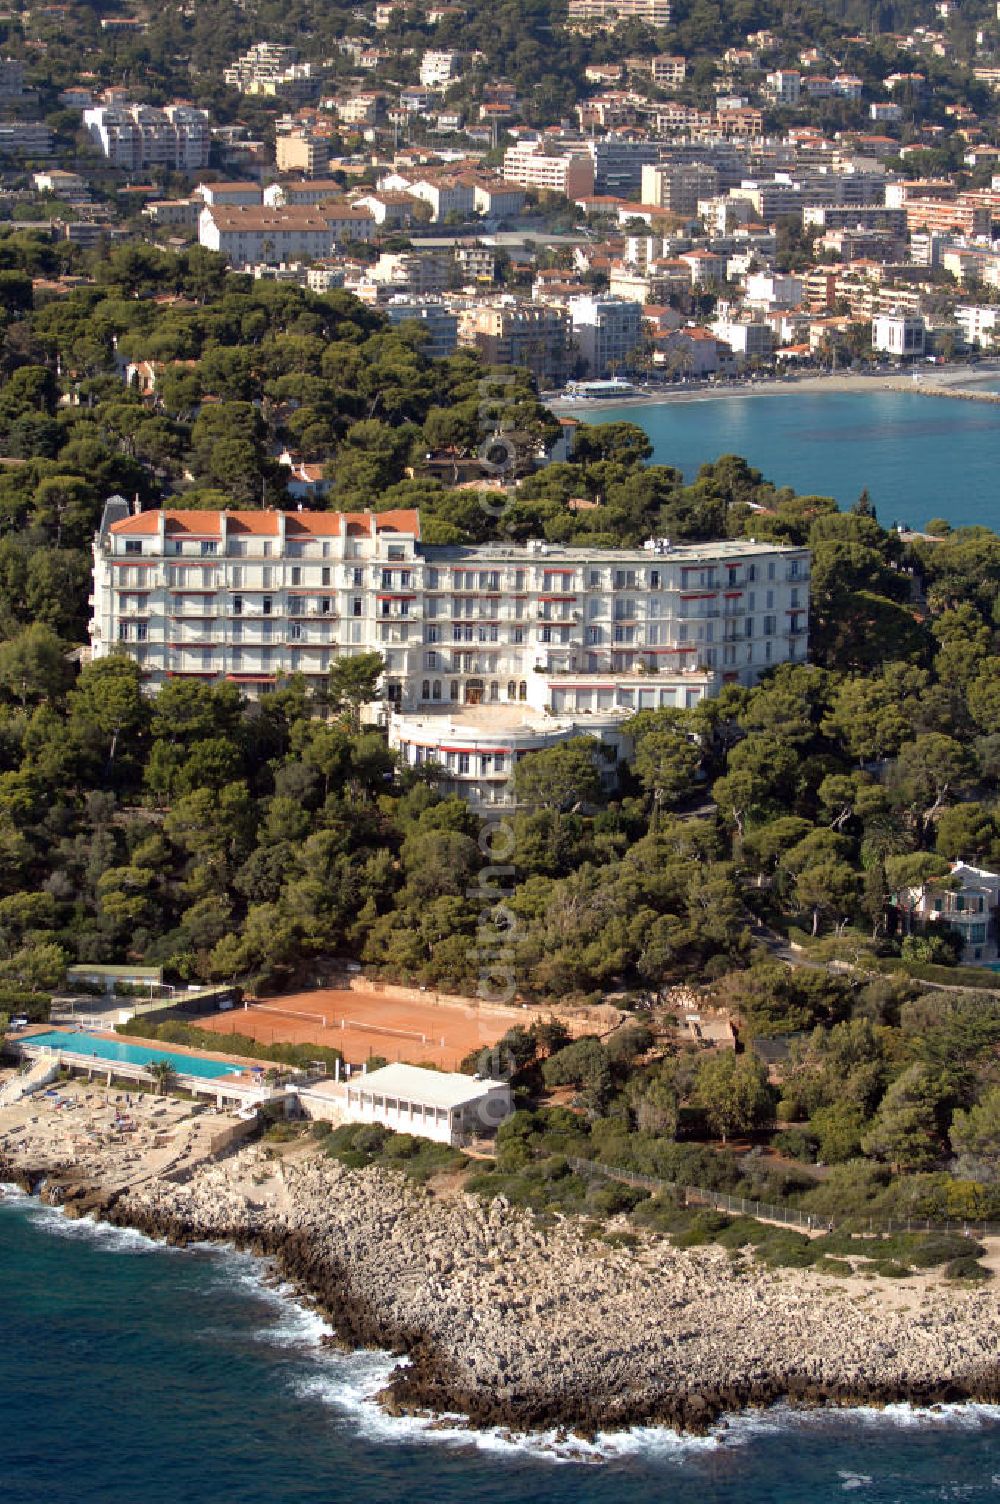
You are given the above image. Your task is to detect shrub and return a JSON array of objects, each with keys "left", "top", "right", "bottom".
[
  {"left": 873, "top": 1260, "right": 912, "bottom": 1278},
  {"left": 944, "top": 1256, "right": 991, "bottom": 1282},
  {"left": 773, "top": 1127, "right": 819, "bottom": 1163}
]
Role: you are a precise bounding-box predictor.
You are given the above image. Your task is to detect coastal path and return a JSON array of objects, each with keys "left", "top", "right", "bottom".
[{"left": 569, "top": 1158, "right": 1000, "bottom": 1243}]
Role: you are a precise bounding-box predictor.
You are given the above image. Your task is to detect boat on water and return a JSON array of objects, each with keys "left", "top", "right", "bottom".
[{"left": 560, "top": 378, "right": 647, "bottom": 400}]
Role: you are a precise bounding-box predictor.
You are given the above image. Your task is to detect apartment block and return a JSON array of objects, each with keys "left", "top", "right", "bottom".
[
  {"left": 458, "top": 300, "right": 570, "bottom": 385},
  {"left": 568, "top": 295, "right": 643, "bottom": 376},
  {"left": 502, "top": 141, "right": 595, "bottom": 199},
  {"left": 641, "top": 161, "right": 719, "bottom": 215},
  {"left": 199, "top": 202, "right": 375, "bottom": 266},
  {"left": 275, "top": 131, "right": 330, "bottom": 178},
  {"left": 93, "top": 502, "right": 810, "bottom": 806},
  {"left": 83, "top": 102, "right": 211, "bottom": 172},
  {"left": 224, "top": 43, "right": 316, "bottom": 100},
  {"left": 567, "top": 0, "right": 672, "bottom": 25}
]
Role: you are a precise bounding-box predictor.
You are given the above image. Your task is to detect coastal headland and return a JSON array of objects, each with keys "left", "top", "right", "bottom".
[{"left": 4, "top": 1080, "right": 1000, "bottom": 1438}]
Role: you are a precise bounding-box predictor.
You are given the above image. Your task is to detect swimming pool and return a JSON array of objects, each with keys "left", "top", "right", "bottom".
[{"left": 23, "top": 1031, "right": 244, "bottom": 1080}]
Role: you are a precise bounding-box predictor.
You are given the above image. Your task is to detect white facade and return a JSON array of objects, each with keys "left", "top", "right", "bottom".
[
  {"left": 83, "top": 103, "right": 211, "bottom": 172},
  {"left": 199, "top": 203, "right": 374, "bottom": 266},
  {"left": 899, "top": 862, "right": 1000, "bottom": 964},
  {"left": 872, "top": 311, "right": 926, "bottom": 356},
  {"left": 92, "top": 502, "right": 810, "bottom": 740},
  {"left": 419, "top": 50, "right": 462, "bottom": 86},
  {"left": 765, "top": 69, "right": 802, "bottom": 105},
  {"left": 301, "top": 1063, "right": 513, "bottom": 1146},
  {"left": 502, "top": 142, "right": 595, "bottom": 199},
  {"left": 568, "top": 296, "right": 643, "bottom": 376},
  {"left": 956, "top": 305, "right": 1000, "bottom": 348}
]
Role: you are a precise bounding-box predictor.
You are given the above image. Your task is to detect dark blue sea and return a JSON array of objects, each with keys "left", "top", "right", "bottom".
[
  {"left": 3, "top": 1187, "right": 1000, "bottom": 1503},
  {"left": 576, "top": 389, "right": 1000, "bottom": 534}
]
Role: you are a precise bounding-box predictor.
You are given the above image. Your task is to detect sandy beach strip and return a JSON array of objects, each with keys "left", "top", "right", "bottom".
[{"left": 547, "top": 361, "right": 1000, "bottom": 415}]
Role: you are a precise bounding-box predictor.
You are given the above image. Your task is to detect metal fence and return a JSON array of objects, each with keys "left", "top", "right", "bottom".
[{"left": 568, "top": 1157, "right": 1000, "bottom": 1242}]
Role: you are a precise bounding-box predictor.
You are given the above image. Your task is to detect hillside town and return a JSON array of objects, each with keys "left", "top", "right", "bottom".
[{"left": 2, "top": 1, "right": 1000, "bottom": 380}]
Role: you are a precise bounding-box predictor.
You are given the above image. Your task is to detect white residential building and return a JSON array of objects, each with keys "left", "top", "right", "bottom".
[
  {"left": 765, "top": 69, "right": 802, "bottom": 106},
  {"left": 199, "top": 203, "right": 374, "bottom": 266},
  {"left": 83, "top": 102, "right": 211, "bottom": 172},
  {"left": 502, "top": 141, "right": 595, "bottom": 198},
  {"left": 898, "top": 861, "right": 1000, "bottom": 965},
  {"left": 872, "top": 311, "right": 926, "bottom": 357},
  {"left": 955, "top": 305, "right": 1000, "bottom": 348},
  {"left": 568, "top": 295, "right": 643, "bottom": 376},
  {"left": 567, "top": 0, "right": 672, "bottom": 24},
  {"left": 419, "top": 50, "right": 462, "bottom": 87},
  {"left": 92, "top": 500, "right": 810, "bottom": 801}
]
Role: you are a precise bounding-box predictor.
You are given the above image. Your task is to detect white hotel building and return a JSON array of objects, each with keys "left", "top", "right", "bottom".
[{"left": 92, "top": 500, "right": 809, "bottom": 805}]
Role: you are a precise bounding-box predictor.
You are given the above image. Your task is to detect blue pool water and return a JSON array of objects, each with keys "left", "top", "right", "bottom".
[
  {"left": 2, "top": 1187, "right": 1000, "bottom": 1503},
  {"left": 24, "top": 1029, "right": 242, "bottom": 1080},
  {"left": 574, "top": 389, "right": 1000, "bottom": 533}
]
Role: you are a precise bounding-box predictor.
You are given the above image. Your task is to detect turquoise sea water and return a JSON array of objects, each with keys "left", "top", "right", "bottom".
[
  {"left": 576, "top": 390, "right": 1000, "bottom": 533},
  {"left": 23, "top": 1029, "right": 243, "bottom": 1080},
  {"left": 3, "top": 1186, "right": 1000, "bottom": 1503}
]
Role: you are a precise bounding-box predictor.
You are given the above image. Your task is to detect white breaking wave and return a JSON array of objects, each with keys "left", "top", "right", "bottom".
[{"left": 5, "top": 1184, "right": 1000, "bottom": 1467}]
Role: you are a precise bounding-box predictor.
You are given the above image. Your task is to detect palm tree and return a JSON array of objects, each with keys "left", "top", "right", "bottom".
[{"left": 147, "top": 1060, "right": 176, "bottom": 1093}]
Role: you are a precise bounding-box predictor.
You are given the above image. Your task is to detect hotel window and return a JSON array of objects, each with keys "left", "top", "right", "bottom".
[
  {"left": 450, "top": 681, "right": 460, "bottom": 701},
  {"left": 764, "top": 615, "right": 776, "bottom": 635},
  {"left": 262, "top": 596, "right": 272, "bottom": 615},
  {"left": 289, "top": 622, "right": 302, "bottom": 641},
  {"left": 768, "top": 561, "right": 776, "bottom": 581},
  {"left": 262, "top": 566, "right": 272, "bottom": 588},
  {"left": 124, "top": 539, "right": 142, "bottom": 555},
  {"left": 321, "top": 567, "right": 330, "bottom": 586},
  {"left": 422, "top": 679, "right": 430, "bottom": 699},
  {"left": 352, "top": 567, "right": 364, "bottom": 587},
  {"left": 233, "top": 595, "right": 243, "bottom": 615},
  {"left": 262, "top": 542, "right": 272, "bottom": 558},
  {"left": 382, "top": 569, "right": 393, "bottom": 588},
  {"left": 231, "top": 621, "right": 242, "bottom": 642},
  {"left": 321, "top": 599, "right": 331, "bottom": 615},
  {"left": 433, "top": 680, "right": 442, "bottom": 700},
  {"left": 427, "top": 567, "right": 438, "bottom": 588},
  {"left": 352, "top": 598, "right": 362, "bottom": 617},
  {"left": 201, "top": 541, "right": 217, "bottom": 556},
  {"left": 231, "top": 566, "right": 243, "bottom": 589},
  {"left": 290, "top": 566, "right": 301, "bottom": 586},
  {"left": 136, "top": 622, "right": 148, "bottom": 642},
  {"left": 426, "top": 651, "right": 439, "bottom": 669},
  {"left": 426, "top": 625, "right": 439, "bottom": 642}
]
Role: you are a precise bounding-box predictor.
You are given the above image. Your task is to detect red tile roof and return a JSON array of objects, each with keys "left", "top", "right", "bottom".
[{"left": 111, "top": 508, "right": 421, "bottom": 539}]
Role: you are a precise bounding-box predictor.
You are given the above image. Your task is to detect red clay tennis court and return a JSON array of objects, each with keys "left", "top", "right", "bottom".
[{"left": 188, "top": 987, "right": 523, "bottom": 1072}]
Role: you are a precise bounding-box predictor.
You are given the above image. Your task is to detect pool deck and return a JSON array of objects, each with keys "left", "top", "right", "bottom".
[
  {"left": 9, "top": 1025, "right": 284, "bottom": 1106},
  {"left": 14, "top": 1023, "right": 273, "bottom": 1075}
]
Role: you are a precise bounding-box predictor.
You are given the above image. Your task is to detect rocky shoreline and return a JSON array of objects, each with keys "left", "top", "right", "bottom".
[{"left": 5, "top": 1107, "right": 1000, "bottom": 1438}]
